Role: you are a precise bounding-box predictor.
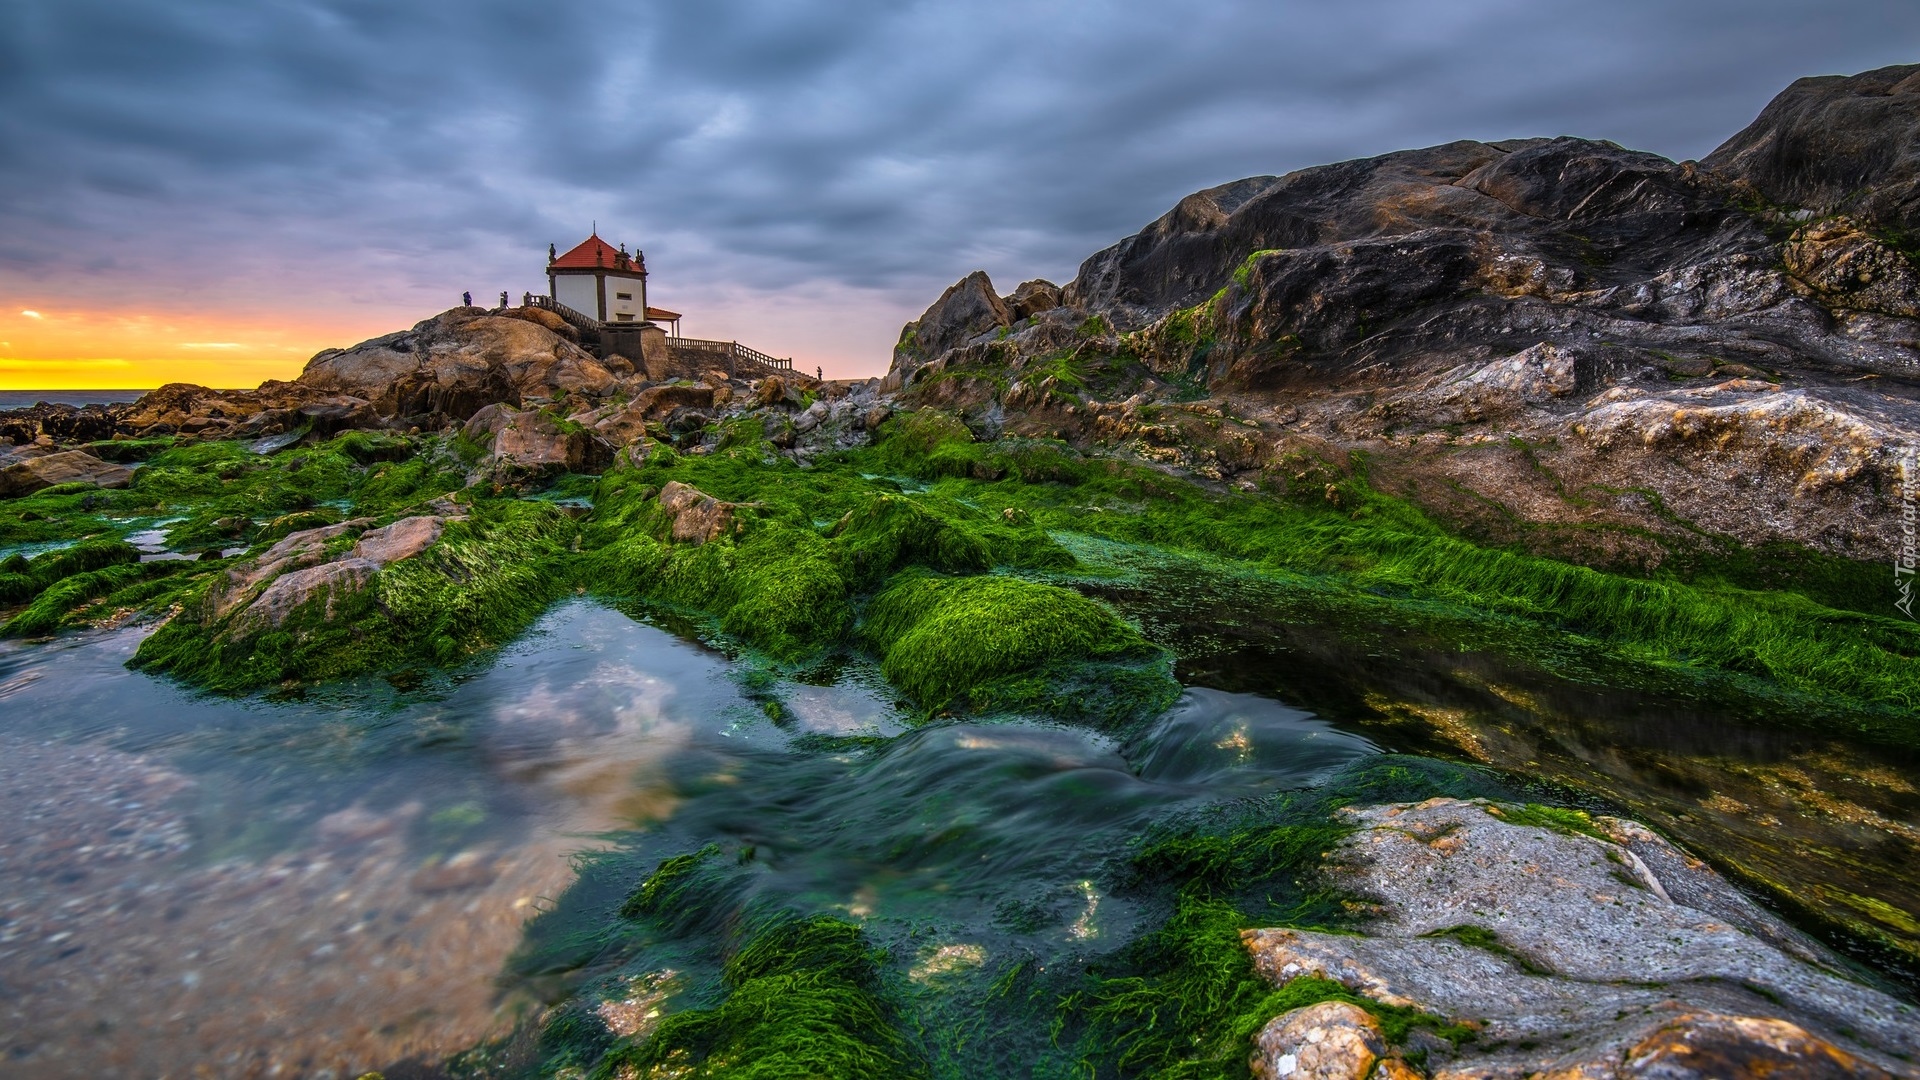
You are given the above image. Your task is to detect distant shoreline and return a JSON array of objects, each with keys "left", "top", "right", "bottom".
[{"left": 0, "top": 390, "right": 154, "bottom": 408}]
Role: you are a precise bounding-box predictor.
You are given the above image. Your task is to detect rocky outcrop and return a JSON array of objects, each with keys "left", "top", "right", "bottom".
[
  {"left": 299, "top": 308, "right": 619, "bottom": 425},
  {"left": 1783, "top": 217, "right": 1920, "bottom": 318},
  {"left": 0, "top": 450, "right": 134, "bottom": 498},
  {"left": 1704, "top": 63, "right": 1920, "bottom": 236},
  {"left": 889, "top": 271, "right": 1013, "bottom": 390},
  {"left": 462, "top": 404, "right": 615, "bottom": 480},
  {"left": 657, "top": 481, "right": 746, "bottom": 544},
  {"left": 571, "top": 383, "right": 723, "bottom": 446},
  {"left": 502, "top": 304, "right": 580, "bottom": 342},
  {"left": 1241, "top": 799, "right": 1919, "bottom": 1079},
  {"left": 1007, "top": 278, "right": 1064, "bottom": 321},
  {"left": 220, "top": 515, "right": 447, "bottom": 631},
  {"left": 885, "top": 66, "right": 1920, "bottom": 563},
  {"left": 0, "top": 401, "right": 117, "bottom": 445}
]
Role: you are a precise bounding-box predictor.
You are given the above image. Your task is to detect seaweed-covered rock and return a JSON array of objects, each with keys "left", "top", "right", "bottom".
[
  {"left": 0, "top": 450, "right": 134, "bottom": 498},
  {"left": 235, "top": 557, "right": 377, "bottom": 631},
  {"left": 462, "top": 404, "right": 614, "bottom": 478},
  {"left": 223, "top": 515, "right": 447, "bottom": 630},
  {"left": 1241, "top": 799, "right": 1920, "bottom": 1078},
  {"left": 657, "top": 480, "right": 744, "bottom": 544},
  {"left": 350, "top": 515, "right": 446, "bottom": 566}
]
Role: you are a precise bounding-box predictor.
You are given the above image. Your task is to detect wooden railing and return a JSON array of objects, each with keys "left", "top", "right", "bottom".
[
  {"left": 671, "top": 337, "right": 795, "bottom": 375},
  {"left": 524, "top": 294, "right": 796, "bottom": 376},
  {"left": 525, "top": 293, "right": 602, "bottom": 332}
]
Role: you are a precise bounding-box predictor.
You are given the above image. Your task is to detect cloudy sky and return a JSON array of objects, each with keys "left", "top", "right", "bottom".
[{"left": 1, "top": 0, "right": 1914, "bottom": 386}]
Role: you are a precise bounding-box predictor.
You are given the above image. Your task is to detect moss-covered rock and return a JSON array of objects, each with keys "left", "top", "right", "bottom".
[{"left": 863, "top": 571, "right": 1173, "bottom": 722}]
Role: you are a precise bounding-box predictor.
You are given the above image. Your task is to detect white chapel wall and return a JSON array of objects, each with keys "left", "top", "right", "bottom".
[{"left": 554, "top": 275, "right": 600, "bottom": 318}]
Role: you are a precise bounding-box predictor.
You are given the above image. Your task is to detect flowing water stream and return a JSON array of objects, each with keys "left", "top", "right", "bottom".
[
  {"left": 2, "top": 567, "right": 1917, "bottom": 1077},
  {"left": 0, "top": 599, "right": 1375, "bottom": 1078}
]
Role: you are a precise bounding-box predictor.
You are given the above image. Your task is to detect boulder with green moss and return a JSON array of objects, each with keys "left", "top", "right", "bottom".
[
  {"left": 132, "top": 502, "right": 574, "bottom": 692},
  {"left": 1242, "top": 799, "right": 1920, "bottom": 1078}
]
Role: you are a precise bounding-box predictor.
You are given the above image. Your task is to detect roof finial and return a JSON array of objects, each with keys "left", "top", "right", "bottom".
[{"left": 591, "top": 220, "right": 597, "bottom": 236}]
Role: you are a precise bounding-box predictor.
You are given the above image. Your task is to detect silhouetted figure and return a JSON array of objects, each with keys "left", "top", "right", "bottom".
[
  {"left": 499, "top": 291, "right": 509, "bottom": 309},
  {"left": 816, "top": 366, "right": 823, "bottom": 381},
  {"left": 462, "top": 291, "right": 472, "bottom": 306}
]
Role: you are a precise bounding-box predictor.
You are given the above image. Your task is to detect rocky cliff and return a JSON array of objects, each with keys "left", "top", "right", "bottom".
[{"left": 889, "top": 64, "right": 1920, "bottom": 570}]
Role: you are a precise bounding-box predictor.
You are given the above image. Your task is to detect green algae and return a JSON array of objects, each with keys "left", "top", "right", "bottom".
[
  {"left": 130, "top": 500, "right": 575, "bottom": 692},
  {"left": 4, "top": 563, "right": 181, "bottom": 637},
  {"left": 620, "top": 844, "right": 723, "bottom": 920},
  {"left": 0, "top": 539, "right": 165, "bottom": 636},
  {"left": 590, "top": 915, "right": 923, "bottom": 1080},
  {"left": 1062, "top": 757, "right": 1524, "bottom": 1078},
  {"left": 513, "top": 756, "right": 1516, "bottom": 1080},
  {"left": 9, "top": 403, "right": 1914, "bottom": 743},
  {"left": 863, "top": 571, "right": 1171, "bottom": 721}
]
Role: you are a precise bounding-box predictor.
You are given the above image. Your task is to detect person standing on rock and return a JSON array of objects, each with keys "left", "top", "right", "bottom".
[
  {"left": 499, "top": 291, "right": 509, "bottom": 310},
  {"left": 462, "top": 291, "right": 472, "bottom": 307}
]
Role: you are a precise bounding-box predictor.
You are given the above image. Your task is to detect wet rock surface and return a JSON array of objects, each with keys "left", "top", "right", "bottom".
[
  {"left": 885, "top": 64, "right": 1920, "bottom": 564},
  {"left": 657, "top": 480, "right": 747, "bottom": 544},
  {"left": 1250, "top": 1000, "right": 1390, "bottom": 1080},
  {"left": 1242, "top": 798, "right": 1920, "bottom": 1079},
  {"left": 0, "top": 450, "right": 133, "bottom": 497}
]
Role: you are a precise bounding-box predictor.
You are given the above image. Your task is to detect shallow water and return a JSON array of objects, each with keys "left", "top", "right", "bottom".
[
  {"left": 1071, "top": 540, "right": 1920, "bottom": 988},
  {"left": 0, "top": 599, "right": 1376, "bottom": 1078}
]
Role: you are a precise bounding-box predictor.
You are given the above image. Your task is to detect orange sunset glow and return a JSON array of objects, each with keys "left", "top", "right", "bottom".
[{"left": 0, "top": 305, "right": 406, "bottom": 391}]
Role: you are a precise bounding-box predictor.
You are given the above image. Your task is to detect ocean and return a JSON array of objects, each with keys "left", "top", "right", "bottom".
[{"left": 0, "top": 389, "right": 151, "bottom": 409}]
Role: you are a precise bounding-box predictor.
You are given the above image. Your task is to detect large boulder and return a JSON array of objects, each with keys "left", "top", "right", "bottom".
[
  {"left": 225, "top": 515, "right": 448, "bottom": 631},
  {"left": 1241, "top": 799, "right": 1919, "bottom": 1078},
  {"left": 462, "top": 404, "right": 614, "bottom": 478},
  {"left": 1704, "top": 63, "right": 1920, "bottom": 236},
  {"left": 1006, "top": 278, "right": 1064, "bottom": 321},
  {"left": 501, "top": 304, "right": 580, "bottom": 342},
  {"left": 657, "top": 480, "right": 747, "bottom": 544},
  {"left": 299, "top": 309, "right": 618, "bottom": 424},
  {"left": 0, "top": 450, "right": 134, "bottom": 498},
  {"left": 580, "top": 384, "right": 719, "bottom": 445},
  {"left": 889, "top": 271, "right": 1013, "bottom": 389}
]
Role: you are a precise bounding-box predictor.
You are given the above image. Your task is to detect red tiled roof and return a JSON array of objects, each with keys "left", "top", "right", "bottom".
[
  {"left": 646, "top": 306, "right": 682, "bottom": 321},
  {"left": 551, "top": 233, "right": 646, "bottom": 273}
]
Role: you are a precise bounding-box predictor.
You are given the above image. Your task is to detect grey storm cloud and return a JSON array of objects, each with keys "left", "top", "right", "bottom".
[{"left": 1, "top": 0, "right": 1916, "bottom": 349}]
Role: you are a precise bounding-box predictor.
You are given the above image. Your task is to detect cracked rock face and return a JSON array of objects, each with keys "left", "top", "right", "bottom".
[{"left": 1241, "top": 799, "right": 1920, "bottom": 1079}]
